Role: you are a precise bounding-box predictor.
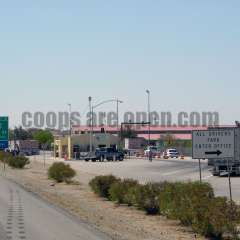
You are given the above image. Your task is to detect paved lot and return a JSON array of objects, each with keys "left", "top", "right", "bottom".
[{"left": 33, "top": 154, "right": 240, "bottom": 202}]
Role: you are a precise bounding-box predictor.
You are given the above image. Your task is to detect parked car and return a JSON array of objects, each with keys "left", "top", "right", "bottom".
[{"left": 164, "top": 149, "right": 179, "bottom": 158}]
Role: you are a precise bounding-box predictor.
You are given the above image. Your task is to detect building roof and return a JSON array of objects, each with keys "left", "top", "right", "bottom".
[{"left": 72, "top": 125, "right": 208, "bottom": 132}]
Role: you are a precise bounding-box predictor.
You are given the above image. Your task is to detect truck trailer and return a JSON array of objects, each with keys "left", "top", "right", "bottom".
[
  {"left": 10, "top": 140, "right": 39, "bottom": 156},
  {"left": 211, "top": 127, "right": 240, "bottom": 176}
]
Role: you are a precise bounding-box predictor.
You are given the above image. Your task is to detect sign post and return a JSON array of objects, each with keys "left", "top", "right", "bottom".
[
  {"left": 198, "top": 159, "right": 202, "bottom": 182},
  {"left": 192, "top": 129, "right": 235, "bottom": 200},
  {"left": 227, "top": 158, "right": 233, "bottom": 203},
  {"left": 0, "top": 117, "right": 9, "bottom": 172}
]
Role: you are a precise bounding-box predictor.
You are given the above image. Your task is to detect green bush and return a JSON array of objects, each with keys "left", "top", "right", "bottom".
[
  {"left": 48, "top": 162, "right": 76, "bottom": 183},
  {"left": 197, "top": 197, "right": 240, "bottom": 239},
  {"left": 7, "top": 155, "right": 30, "bottom": 169},
  {"left": 0, "top": 151, "right": 13, "bottom": 164},
  {"left": 158, "top": 181, "right": 214, "bottom": 224},
  {"left": 89, "top": 175, "right": 240, "bottom": 239},
  {"left": 124, "top": 183, "right": 141, "bottom": 206},
  {"left": 109, "top": 179, "right": 139, "bottom": 204},
  {"left": 158, "top": 182, "right": 184, "bottom": 219},
  {"left": 177, "top": 182, "right": 214, "bottom": 225},
  {"left": 135, "top": 183, "right": 164, "bottom": 215},
  {"left": 89, "top": 175, "right": 120, "bottom": 199}
]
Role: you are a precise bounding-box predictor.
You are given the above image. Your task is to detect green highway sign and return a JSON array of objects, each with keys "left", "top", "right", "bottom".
[{"left": 0, "top": 117, "right": 9, "bottom": 149}]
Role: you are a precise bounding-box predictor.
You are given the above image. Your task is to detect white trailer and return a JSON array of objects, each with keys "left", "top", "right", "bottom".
[
  {"left": 10, "top": 140, "right": 39, "bottom": 156},
  {"left": 211, "top": 127, "right": 240, "bottom": 176}
]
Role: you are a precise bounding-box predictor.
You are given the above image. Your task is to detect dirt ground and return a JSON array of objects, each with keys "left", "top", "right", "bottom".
[{"left": 1, "top": 160, "right": 206, "bottom": 240}]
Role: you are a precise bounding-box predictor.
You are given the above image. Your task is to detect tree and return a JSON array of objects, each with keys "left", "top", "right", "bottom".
[
  {"left": 33, "top": 130, "right": 54, "bottom": 149},
  {"left": 160, "top": 134, "right": 176, "bottom": 147},
  {"left": 121, "top": 125, "right": 137, "bottom": 139},
  {"left": 10, "top": 127, "right": 33, "bottom": 140}
]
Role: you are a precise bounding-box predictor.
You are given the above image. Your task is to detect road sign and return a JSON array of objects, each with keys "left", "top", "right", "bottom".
[
  {"left": 192, "top": 129, "right": 235, "bottom": 159},
  {"left": 0, "top": 141, "right": 9, "bottom": 149},
  {"left": 0, "top": 117, "right": 9, "bottom": 150}
]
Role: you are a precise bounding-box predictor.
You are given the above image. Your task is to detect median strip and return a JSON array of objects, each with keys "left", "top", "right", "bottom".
[{"left": 90, "top": 175, "right": 240, "bottom": 240}]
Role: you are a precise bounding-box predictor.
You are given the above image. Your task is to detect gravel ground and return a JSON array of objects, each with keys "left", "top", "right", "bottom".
[{"left": 0, "top": 160, "right": 206, "bottom": 240}]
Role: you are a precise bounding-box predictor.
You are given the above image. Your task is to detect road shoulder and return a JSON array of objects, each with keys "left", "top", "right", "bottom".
[{"left": 1, "top": 161, "right": 206, "bottom": 240}]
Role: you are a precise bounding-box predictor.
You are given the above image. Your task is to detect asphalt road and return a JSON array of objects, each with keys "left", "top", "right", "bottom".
[
  {"left": 36, "top": 154, "right": 240, "bottom": 203},
  {"left": 0, "top": 175, "right": 110, "bottom": 240}
]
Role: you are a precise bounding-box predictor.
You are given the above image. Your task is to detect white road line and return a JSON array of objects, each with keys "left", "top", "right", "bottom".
[
  {"left": 161, "top": 166, "right": 207, "bottom": 177},
  {"left": 202, "top": 175, "right": 213, "bottom": 180},
  {"left": 162, "top": 169, "right": 186, "bottom": 176}
]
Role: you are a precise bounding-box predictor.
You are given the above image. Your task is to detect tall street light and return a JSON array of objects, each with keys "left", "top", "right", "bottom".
[
  {"left": 146, "top": 90, "right": 151, "bottom": 147},
  {"left": 92, "top": 99, "right": 123, "bottom": 134},
  {"left": 88, "top": 97, "right": 93, "bottom": 154},
  {"left": 67, "top": 103, "right": 72, "bottom": 137},
  {"left": 67, "top": 103, "right": 72, "bottom": 160},
  {"left": 88, "top": 98, "right": 123, "bottom": 153},
  {"left": 116, "top": 99, "right": 123, "bottom": 135}
]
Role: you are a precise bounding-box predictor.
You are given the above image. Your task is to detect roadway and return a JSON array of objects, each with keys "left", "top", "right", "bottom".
[
  {"left": 35, "top": 154, "right": 240, "bottom": 202},
  {"left": 0, "top": 175, "right": 111, "bottom": 240}
]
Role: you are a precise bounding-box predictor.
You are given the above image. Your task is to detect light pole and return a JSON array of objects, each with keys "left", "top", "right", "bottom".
[
  {"left": 88, "top": 97, "right": 93, "bottom": 154},
  {"left": 67, "top": 103, "right": 72, "bottom": 137},
  {"left": 116, "top": 99, "right": 123, "bottom": 135},
  {"left": 146, "top": 90, "right": 151, "bottom": 161},
  {"left": 92, "top": 99, "right": 123, "bottom": 132},
  {"left": 146, "top": 90, "right": 151, "bottom": 147},
  {"left": 88, "top": 98, "right": 123, "bottom": 152},
  {"left": 67, "top": 103, "right": 72, "bottom": 160}
]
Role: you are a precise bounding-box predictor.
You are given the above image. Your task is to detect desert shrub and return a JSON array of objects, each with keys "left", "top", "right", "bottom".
[
  {"left": 0, "top": 151, "right": 13, "bottom": 164},
  {"left": 135, "top": 183, "right": 164, "bottom": 215},
  {"left": 175, "top": 182, "right": 214, "bottom": 226},
  {"left": 109, "top": 179, "right": 139, "bottom": 204},
  {"left": 158, "top": 181, "right": 214, "bottom": 224},
  {"left": 48, "top": 162, "right": 76, "bottom": 183},
  {"left": 90, "top": 175, "right": 240, "bottom": 239},
  {"left": 124, "top": 183, "right": 141, "bottom": 206},
  {"left": 89, "top": 175, "right": 120, "bottom": 199},
  {"left": 158, "top": 182, "right": 185, "bottom": 219},
  {"left": 7, "top": 156, "right": 30, "bottom": 169},
  {"left": 195, "top": 197, "right": 240, "bottom": 239}
]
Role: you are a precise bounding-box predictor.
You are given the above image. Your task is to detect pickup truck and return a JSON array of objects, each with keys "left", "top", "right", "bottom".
[{"left": 85, "top": 147, "right": 124, "bottom": 162}]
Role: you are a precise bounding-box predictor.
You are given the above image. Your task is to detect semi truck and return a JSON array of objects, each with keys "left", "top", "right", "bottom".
[
  {"left": 9, "top": 140, "right": 39, "bottom": 156},
  {"left": 211, "top": 127, "right": 240, "bottom": 176}
]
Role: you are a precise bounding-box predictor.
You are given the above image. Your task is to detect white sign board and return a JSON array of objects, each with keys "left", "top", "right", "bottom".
[{"left": 192, "top": 129, "right": 235, "bottom": 159}]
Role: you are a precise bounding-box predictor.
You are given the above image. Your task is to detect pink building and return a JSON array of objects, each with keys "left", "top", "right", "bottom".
[{"left": 71, "top": 125, "right": 209, "bottom": 141}]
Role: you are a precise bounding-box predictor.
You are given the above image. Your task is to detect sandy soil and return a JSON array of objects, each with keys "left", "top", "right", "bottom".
[{"left": 1, "top": 160, "right": 206, "bottom": 240}]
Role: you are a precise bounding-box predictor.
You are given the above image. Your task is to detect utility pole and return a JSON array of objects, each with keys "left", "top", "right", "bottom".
[
  {"left": 117, "top": 100, "right": 123, "bottom": 133},
  {"left": 68, "top": 103, "right": 72, "bottom": 137},
  {"left": 146, "top": 90, "right": 150, "bottom": 147},
  {"left": 88, "top": 97, "right": 93, "bottom": 154},
  {"left": 146, "top": 90, "right": 151, "bottom": 161}
]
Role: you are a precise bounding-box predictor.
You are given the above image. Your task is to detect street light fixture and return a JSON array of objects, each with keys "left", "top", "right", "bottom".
[
  {"left": 146, "top": 90, "right": 151, "bottom": 161},
  {"left": 88, "top": 98, "right": 123, "bottom": 154},
  {"left": 88, "top": 97, "right": 93, "bottom": 154},
  {"left": 67, "top": 103, "right": 72, "bottom": 137},
  {"left": 146, "top": 90, "right": 151, "bottom": 146}
]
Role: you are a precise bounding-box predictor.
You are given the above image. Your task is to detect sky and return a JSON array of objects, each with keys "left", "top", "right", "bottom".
[{"left": 0, "top": 1, "right": 240, "bottom": 127}]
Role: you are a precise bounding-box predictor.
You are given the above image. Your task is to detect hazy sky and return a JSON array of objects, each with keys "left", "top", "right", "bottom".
[{"left": 0, "top": 1, "right": 239, "bottom": 127}]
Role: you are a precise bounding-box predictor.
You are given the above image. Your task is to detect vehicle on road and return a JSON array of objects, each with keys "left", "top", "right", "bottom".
[
  {"left": 144, "top": 146, "right": 158, "bottom": 157},
  {"left": 85, "top": 147, "right": 124, "bottom": 162},
  {"left": 9, "top": 140, "right": 39, "bottom": 156},
  {"left": 164, "top": 149, "right": 179, "bottom": 158},
  {"left": 211, "top": 127, "right": 240, "bottom": 176}
]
